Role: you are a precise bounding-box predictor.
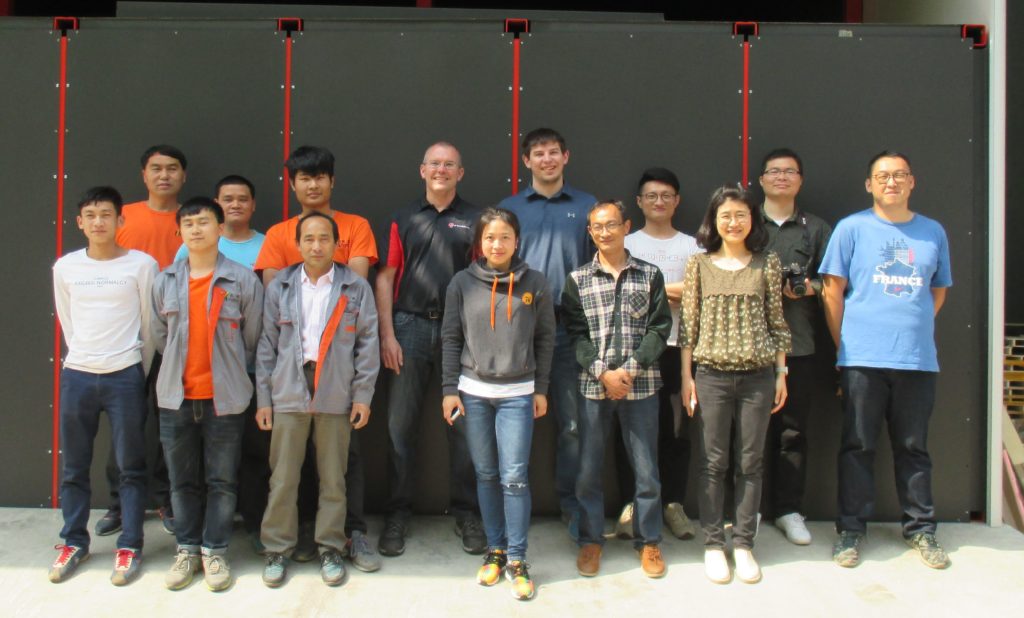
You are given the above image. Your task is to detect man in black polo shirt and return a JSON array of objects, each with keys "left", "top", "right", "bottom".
[{"left": 375, "top": 141, "right": 485, "bottom": 557}]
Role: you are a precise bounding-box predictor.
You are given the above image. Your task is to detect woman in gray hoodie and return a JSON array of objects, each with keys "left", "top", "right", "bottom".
[{"left": 441, "top": 208, "right": 555, "bottom": 600}]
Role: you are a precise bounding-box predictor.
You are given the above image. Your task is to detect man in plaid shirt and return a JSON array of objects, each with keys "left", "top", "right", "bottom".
[{"left": 561, "top": 200, "right": 672, "bottom": 579}]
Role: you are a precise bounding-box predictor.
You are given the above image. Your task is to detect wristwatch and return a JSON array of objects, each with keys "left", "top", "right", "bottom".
[{"left": 775, "top": 366, "right": 789, "bottom": 375}]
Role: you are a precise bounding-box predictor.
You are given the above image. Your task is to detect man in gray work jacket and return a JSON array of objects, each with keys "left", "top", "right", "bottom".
[
  {"left": 255, "top": 211, "right": 380, "bottom": 588},
  {"left": 152, "top": 197, "right": 263, "bottom": 592}
]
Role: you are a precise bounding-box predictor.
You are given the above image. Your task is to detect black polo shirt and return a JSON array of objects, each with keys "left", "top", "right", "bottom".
[{"left": 384, "top": 195, "right": 480, "bottom": 316}]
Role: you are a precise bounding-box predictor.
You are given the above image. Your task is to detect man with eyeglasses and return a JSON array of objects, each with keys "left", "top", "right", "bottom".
[
  {"left": 562, "top": 199, "right": 672, "bottom": 578},
  {"left": 757, "top": 149, "right": 832, "bottom": 546},
  {"left": 375, "top": 142, "right": 485, "bottom": 557},
  {"left": 820, "top": 151, "right": 952, "bottom": 570},
  {"left": 499, "top": 128, "right": 596, "bottom": 537},
  {"left": 611, "top": 168, "right": 700, "bottom": 543}
]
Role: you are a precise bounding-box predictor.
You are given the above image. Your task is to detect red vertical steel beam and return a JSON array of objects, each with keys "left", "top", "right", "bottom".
[
  {"left": 277, "top": 18, "right": 303, "bottom": 221},
  {"left": 511, "top": 38, "right": 521, "bottom": 194}
]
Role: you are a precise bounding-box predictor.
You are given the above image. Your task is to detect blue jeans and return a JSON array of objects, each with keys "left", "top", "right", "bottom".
[
  {"left": 837, "top": 367, "right": 937, "bottom": 537},
  {"left": 59, "top": 364, "right": 147, "bottom": 551},
  {"left": 551, "top": 326, "right": 583, "bottom": 517},
  {"left": 384, "top": 311, "right": 477, "bottom": 520},
  {"left": 577, "top": 395, "right": 662, "bottom": 548},
  {"left": 159, "top": 400, "right": 244, "bottom": 553},
  {"left": 462, "top": 392, "right": 534, "bottom": 561}
]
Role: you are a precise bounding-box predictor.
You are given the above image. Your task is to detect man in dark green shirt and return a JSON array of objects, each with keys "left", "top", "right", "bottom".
[{"left": 758, "top": 148, "right": 832, "bottom": 545}]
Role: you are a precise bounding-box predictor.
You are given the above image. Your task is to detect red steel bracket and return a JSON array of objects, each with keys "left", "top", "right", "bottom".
[
  {"left": 277, "top": 17, "right": 304, "bottom": 33},
  {"left": 961, "top": 24, "right": 987, "bottom": 49},
  {"left": 53, "top": 16, "right": 79, "bottom": 32},
  {"left": 733, "top": 21, "right": 758, "bottom": 38},
  {"left": 504, "top": 18, "right": 530, "bottom": 35}
]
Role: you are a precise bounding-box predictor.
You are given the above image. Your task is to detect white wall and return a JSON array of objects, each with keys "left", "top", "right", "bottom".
[{"left": 864, "top": 0, "right": 991, "bottom": 24}]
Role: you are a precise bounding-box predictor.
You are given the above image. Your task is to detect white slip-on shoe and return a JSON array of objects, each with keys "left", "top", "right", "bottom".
[
  {"left": 733, "top": 548, "right": 762, "bottom": 584},
  {"left": 704, "top": 549, "right": 731, "bottom": 584}
]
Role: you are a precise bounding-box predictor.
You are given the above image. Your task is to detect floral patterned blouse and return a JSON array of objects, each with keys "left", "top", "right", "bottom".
[{"left": 680, "top": 251, "right": 791, "bottom": 371}]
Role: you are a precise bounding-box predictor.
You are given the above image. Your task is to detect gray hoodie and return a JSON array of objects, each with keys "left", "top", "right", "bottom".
[{"left": 441, "top": 257, "right": 555, "bottom": 396}]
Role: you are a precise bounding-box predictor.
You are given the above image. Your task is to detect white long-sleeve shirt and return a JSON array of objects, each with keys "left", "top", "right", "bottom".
[{"left": 53, "top": 248, "right": 158, "bottom": 374}]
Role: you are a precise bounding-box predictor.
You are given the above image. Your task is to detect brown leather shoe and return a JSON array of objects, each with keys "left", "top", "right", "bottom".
[
  {"left": 576, "top": 543, "right": 602, "bottom": 577},
  {"left": 638, "top": 544, "right": 666, "bottom": 578}
]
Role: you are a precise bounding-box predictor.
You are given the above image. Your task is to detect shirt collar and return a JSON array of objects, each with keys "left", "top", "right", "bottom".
[
  {"left": 301, "top": 264, "right": 335, "bottom": 286},
  {"left": 760, "top": 203, "right": 801, "bottom": 224},
  {"left": 590, "top": 249, "right": 639, "bottom": 274},
  {"left": 419, "top": 194, "right": 462, "bottom": 212},
  {"left": 524, "top": 183, "right": 575, "bottom": 202}
]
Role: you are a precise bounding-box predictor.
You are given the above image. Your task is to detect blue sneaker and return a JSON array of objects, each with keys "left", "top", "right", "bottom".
[
  {"left": 110, "top": 548, "right": 141, "bottom": 586},
  {"left": 262, "top": 553, "right": 287, "bottom": 588},
  {"left": 49, "top": 544, "right": 89, "bottom": 583},
  {"left": 320, "top": 550, "right": 346, "bottom": 586}
]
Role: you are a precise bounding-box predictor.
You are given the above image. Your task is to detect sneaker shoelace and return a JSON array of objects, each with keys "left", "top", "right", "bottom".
[
  {"left": 53, "top": 544, "right": 79, "bottom": 566},
  {"left": 507, "top": 560, "right": 530, "bottom": 580},
  {"left": 350, "top": 533, "right": 372, "bottom": 556},
  {"left": 462, "top": 518, "right": 483, "bottom": 536},
  {"left": 643, "top": 546, "right": 663, "bottom": 562},
  {"left": 115, "top": 549, "right": 135, "bottom": 570},
  {"left": 206, "top": 555, "right": 224, "bottom": 574},
  {"left": 172, "top": 550, "right": 193, "bottom": 572},
  {"left": 267, "top": 554, "right": 285, "bottom": 569},
  {"left": 383, "top": 520, "right": 404, "bottom": 537},
  {"left": 321, "top": 551, "right": 342, "bottom": 568}
]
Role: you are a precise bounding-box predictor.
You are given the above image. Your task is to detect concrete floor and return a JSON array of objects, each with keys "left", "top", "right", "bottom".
[{"left": 4, "top": 508, "right": 1023, "bottom": 617}]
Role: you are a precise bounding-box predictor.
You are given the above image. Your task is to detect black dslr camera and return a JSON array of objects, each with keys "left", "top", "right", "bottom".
[{"left": 782, "top": 262, "right": 808, "bottom": 296}]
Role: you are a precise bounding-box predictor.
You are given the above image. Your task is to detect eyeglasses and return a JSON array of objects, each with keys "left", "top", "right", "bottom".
[
  {"left": 762, "top": 168, "right": 801, "bottom": 178},
  {"left": 717, "top": 213, "right": 750, "bottom": 223},
  {"left": 640, "top": 192, "right": 677, "bottom": 203},
  {"left": 588, "top": 222, "right": 624, "bottom": 234},
  {"left": 424, "top": 161, "right": 459, "bottom": 171},
  {"left": 872, "top": 171, "right": 911, "bottom": 184}
]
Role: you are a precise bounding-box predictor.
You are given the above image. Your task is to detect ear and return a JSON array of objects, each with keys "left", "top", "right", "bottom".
[
  {"left": 864, "top": 178, "right": 872, "bottom": 193},
  {"left": 624, "top": 219, "right": 632, "bottom": 234},
  {"left": 562, "top": 149, "right": 570, "bottom": 165},
  {"left": 76, "top": 215, "right": 85, "bottom": 231}
]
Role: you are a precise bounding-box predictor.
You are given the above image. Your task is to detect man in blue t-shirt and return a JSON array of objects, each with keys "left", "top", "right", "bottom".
[
  {"left": 820, "top": 151, "right": 952, "bottom": 571},
  {"left": 498, "top": 128, "right": 596, "bottom": 536},
  {"left": 175, "top": 175, "right": 265, "bottom": 268}
]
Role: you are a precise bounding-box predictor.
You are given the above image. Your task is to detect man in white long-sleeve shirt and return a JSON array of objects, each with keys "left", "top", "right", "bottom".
[{"left": 49, "top": 186, "right": 158, "bottom": 586}]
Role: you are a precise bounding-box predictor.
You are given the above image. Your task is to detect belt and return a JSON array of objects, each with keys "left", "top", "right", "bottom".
[{"left": 417, "top": 310, "right": 443, "bottom": 320}]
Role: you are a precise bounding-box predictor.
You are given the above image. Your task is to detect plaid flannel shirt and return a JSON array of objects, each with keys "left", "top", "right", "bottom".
[{"left": 561, "top": 251, "right": 672, "bottom": 400}]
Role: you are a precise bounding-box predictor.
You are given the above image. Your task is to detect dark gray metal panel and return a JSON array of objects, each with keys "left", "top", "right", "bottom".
[
  {"left": 290, "top": 23, "right": 512, "bottom": 514},
  {"left": 62, "top": 19, "right": 284, "bottom": 253},
  {"left": 1007, "top": 3, "right": 1024, "bottom": 324},
  {"left": 750, "top": 24, "right": 985, "bottom": 522},
  {"left": 519, "top": 23, "right": 743, "bottom": 236},
  {"left": 0, "top": 19, "right": 61, "bottom": 506},
  {"left": 61, "top": 19, "right": 283, "bottom": 505}
]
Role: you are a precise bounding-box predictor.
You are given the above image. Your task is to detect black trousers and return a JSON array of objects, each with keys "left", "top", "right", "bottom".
[{"left": 763, "top": 354, "right": 815, "bottom": 518}]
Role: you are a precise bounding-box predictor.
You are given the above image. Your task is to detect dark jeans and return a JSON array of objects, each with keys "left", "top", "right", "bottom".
[
  {"left": 105, "top": 353, "right": 170, "bottom": 513},
  {"left": 695, "top": 366, "right": 774, "bottom": 550},
  {"left": 59, "top": 364, "right": 148, "bottom": 551},
  {"left": 763, "top": 354, "right": 814, "bottom": 518},
  {"left": 837, "top": 367, "right": 937, "bottom": 538},
  {"left": 159, "top": 399, "right": 244, "bottom": 553},
  {"left": 577, "top": 395, "right": 662, "bottom": 549},
  {"left": 616, "top": 347, "right": 690, "bottom": 506},
  {"left": 385, "top": 311, "right": 477, "bottom": 521},
  {"left": 551, "top": 326, "right": 583, "bottom": 517}
]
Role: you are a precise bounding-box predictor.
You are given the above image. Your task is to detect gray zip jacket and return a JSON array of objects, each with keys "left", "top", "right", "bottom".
[
  {"left": 441, "top": 257, "right": 555, "bottom": 397},
  {"left": 256, "top": 262, "right": 379, "bottom": 414},
  {"left": 152, "top": 253, "right": 263, "bottom": 415}
]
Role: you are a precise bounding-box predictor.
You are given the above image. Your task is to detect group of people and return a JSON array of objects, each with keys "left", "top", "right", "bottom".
[{"left": 48, "top": 127, "right": 953, "bottom": 599}]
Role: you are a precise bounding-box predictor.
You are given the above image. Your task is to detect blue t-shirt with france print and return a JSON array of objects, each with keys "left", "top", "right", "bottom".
[
  {"left": 174, "top": 232, "right": 266, "bottom": 271},
  {"left": 819, "top": 208, "right": 951, "bottom": 372}
]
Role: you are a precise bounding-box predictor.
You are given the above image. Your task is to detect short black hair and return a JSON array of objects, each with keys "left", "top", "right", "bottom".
[
  {"left": 77, "top": 186, "right": 123, "bottom": 214},
  {"left": 176, "top": 196, "right": 224, "bottom": 225},
  {"left": 295, "top": 211, "right": 339, "bottom": 243},
  {"left": 588, "top": 199, "right": 627, "bottom": 223},
  {"left": 474, "top": 207, "right": 521, "bottom": 259},
  {"left": 214, "top": 174, "right": 256, "bottom": 199},
  {"left": 285, "top": 146, "right": 335, "bottom": 182},
  {"left": 866, "top": 150, "right": 912, "bottom": 177},
  {"left": 695, "top": 185, "right": 767, "bottom": 253},
  {"left": 760, "top": 148, "right": 803, "bottom": 175},
  {"left": 140, "top": 144, "right": 187, "bottom": 170},
  {"left": 521, "top": 128, "right": 566, "bottom": 157},
  {"left": 636, "top": 167, "right": 680, "bottom": 194}
]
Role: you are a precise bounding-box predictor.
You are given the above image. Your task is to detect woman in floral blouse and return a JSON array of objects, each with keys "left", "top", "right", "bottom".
[{"left": 680, "top": 185, "right": 791, "bottom": 585}]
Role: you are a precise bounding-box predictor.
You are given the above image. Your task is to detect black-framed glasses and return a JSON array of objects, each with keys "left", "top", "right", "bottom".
[
  {"left": 762, "top": 168, "right": 801, "bottom": 178},
  {"left": 872, "top": 171, "right": 911, "bottom": 184},
  {"left": 588, "top": 222, "right": 624, "bottom": 234},
  {"left": 640, "top": 192, "right": 677, "bottom": 203}
]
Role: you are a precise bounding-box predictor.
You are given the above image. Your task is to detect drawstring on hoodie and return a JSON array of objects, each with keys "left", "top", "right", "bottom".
[{"left": 489, "top": 271, "right": 515, "bottom": 330}]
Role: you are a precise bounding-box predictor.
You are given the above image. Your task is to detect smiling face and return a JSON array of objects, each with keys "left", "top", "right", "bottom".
[
  {"left": 587, "top": 203, "right": 630, "bottom": 256},
  {"left": 715, "top": 198, "right": 752, "bottom": 246},
  {"left": 480, "top": 219, "right": 517, "bottom": 272},
  {"left": 142, "top": 154, "right": 186, "bottom": 199},
  {"left": 178, "top": 208, "right": 222, "bottom": 254},
  {"left": 216, "top": 184, "right": 255, "bottom": 228},
  {"left": 759, "top": 155, "right": 803, "bottom": 201},
  {"left": 291, "top": 171, "right": 334, "bottom": 210},
  {"left": 523, "top": 140, "right": 569, "bottom": 187},
  {"left": 636, "top": 180, "right": 680, "bottom": 225},
  {"left": 297, "top": 215, "right": 338, "bottom": 273},
  {"left": 420, "top": 143, "right": 464, "bottom": 195},
  {"left": 77, "top": 201, "right": 122, "bottom": 245},
  {"left": 866, "top": 156, "right": 915, "bottom": 210}
]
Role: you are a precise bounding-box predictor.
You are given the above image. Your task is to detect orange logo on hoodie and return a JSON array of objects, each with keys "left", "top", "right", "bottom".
[{"left": 521, "top": 292, "right": 533, "bottom": 306}]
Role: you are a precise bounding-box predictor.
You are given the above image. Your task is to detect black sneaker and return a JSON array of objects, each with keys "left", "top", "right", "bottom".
[
  {"left": 832, "top": 531, "right": 864, "bottom": 568},
  {"left": 905, "top": 532, "right": 951, "bottom": 569},
  {"left": 455, "top": 516, "right": 487, "bottom": 555},
  {"left": 94, "top": 509, "right": 122, "bottom": 537},
  {"left": 293, "top": 522, "right": 318, "bottom": 563},
  {"left": 378, "top": 519, "right": 406, "bottom": 557}
]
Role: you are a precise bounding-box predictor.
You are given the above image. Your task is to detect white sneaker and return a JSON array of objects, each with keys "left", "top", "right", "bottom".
[
  {"left": 704, "top": 549, "right": 730, "bottom": 584},
  {"left": 614, "top": 503, "right": 634, "bottom": 539},
  {"left": 733, "top": 548, "right": 762, "bottom": 583},
  {"left": 774, "top": 512, "right": 812, "bottom": 545},
  {"left": 663, "top": 502, "right": 696, "bottom": 540}
]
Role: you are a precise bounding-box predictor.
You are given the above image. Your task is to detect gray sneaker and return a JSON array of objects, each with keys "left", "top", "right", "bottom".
[
  {"left": 165, "top": 549, "right": 201, "bottom": 590},
  {"left": 832, "top": 531, "right": 864, "bottom": 568},
  {"left": 202, "top": 553, "right": 232, "bottom": 591},
  {"left": 906, "top": 532, "right": 951, "bottom": 569},
  {"left": 614, "top": 503, "right": 635, "bottom": 540},
  {"left": 262, "top": 553, "right": 287, "bottom": 588},
  {"left": 346, "top": 530, "right": 381, "bottom": 572},
  {"left": 320, "top": 550, "right": 347, "bottom": 586},
  {"left": 663, "top": 502, "right": 696, "bottom": 540}
]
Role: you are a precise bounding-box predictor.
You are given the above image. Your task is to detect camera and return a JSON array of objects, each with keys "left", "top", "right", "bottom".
[{"left": 782, "top": 262, "right": 808, "bottom": 296}]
